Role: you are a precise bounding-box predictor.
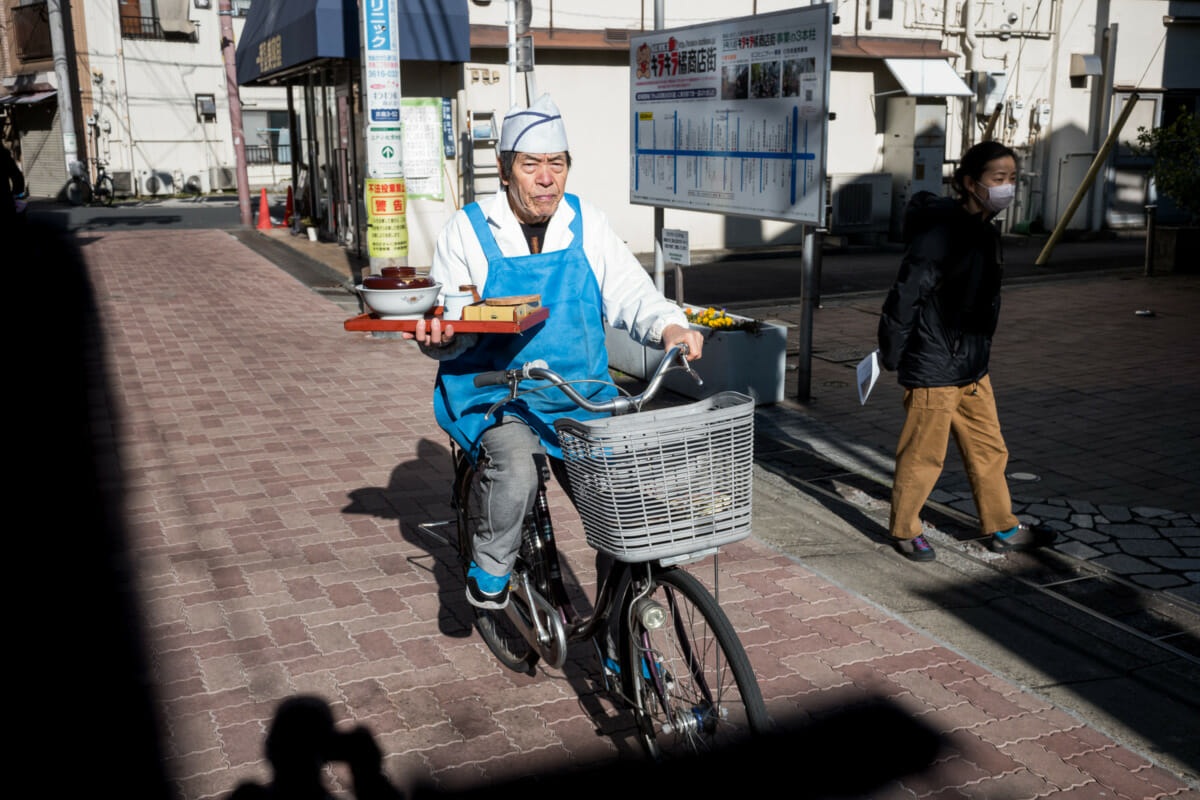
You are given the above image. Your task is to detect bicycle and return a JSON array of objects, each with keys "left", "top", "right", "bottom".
[
  {"left": 421, "top": 345, "right": 768, "bottom": 758},
  {"left": 66, "top": 159, "right": 114, "bottom": 207}
]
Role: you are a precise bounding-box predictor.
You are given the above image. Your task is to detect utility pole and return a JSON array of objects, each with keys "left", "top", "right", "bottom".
[
  {"left": 218, "top": 0, "right": 252, "bottom": 226},
  {"left": 506, "top": 1, "right": 517, "bottom": 108},
  {"left": 47, "top": 1, "right": 79, "bottom": 178}
]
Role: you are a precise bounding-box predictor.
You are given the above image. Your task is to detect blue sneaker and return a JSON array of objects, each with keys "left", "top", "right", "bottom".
[
  {"left": 603, "top": 656, "right": 653, "bottom": 680},
  {"left": 466, "top": 561, "right": 510, "bottom": 610},
  {"left": 990, "top": 523, "right": 1054, "bottom": 553}
]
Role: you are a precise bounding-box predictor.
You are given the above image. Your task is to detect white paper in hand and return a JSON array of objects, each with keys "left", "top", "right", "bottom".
[{"left": 857, "top": 350, "right": 880, "bottom": 405}]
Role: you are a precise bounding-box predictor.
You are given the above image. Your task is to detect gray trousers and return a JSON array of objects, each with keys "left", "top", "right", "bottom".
[
  {"left": 472, "top": 418, "right": 560, "bottom": 576},
  {"left": 473, "top": 418, "right": 612, "bottom": 572},
  {"left": 473, "top": 417, "right": 618, "bottom": 651}
]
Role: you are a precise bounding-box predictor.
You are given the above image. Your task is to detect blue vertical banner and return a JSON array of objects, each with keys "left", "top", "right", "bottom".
[
  {"left": 362, "top": 0, "right": 406, "bottom": 258},
  {"left": 441, "top": 98, "right": 457, "bottom": 158},
  {"left": 363, "top": 0, "right": 401, "bottom": 124}
]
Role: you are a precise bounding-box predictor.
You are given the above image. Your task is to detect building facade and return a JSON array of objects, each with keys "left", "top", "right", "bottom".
[
  {"left": 5, "top": 1, "right": 1198, "bottom": 264},
  {"left": 1, "top": 0, "right": 284, "bottom": 199},
  {"left": 457, "top": 0, "right": 1198, "bottom": 253}
]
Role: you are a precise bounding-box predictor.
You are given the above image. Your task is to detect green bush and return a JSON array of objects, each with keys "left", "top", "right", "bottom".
[{"left": 1133, "top": 107, "right": 1200, "bottom": 223}]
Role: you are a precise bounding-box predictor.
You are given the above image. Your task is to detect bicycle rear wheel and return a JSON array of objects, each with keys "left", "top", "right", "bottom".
[
  {"left": 65, "top": 176, "right": 90, "bottom": 207},
  {"left": 457, "top": 466, "right": 539, "bottom": 674},
  {"left": 94, "top": 175, "right": 115, "bottom": 207},
  {"left": 624, "top": 567, "right": 767, "bottom": 759}
]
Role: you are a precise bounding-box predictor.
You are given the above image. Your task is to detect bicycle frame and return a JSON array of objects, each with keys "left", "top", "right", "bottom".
[
  {"left": 422, "top": 346, "right": 765, "bottom": 754},
  {"left": 450, "top": 440, "right": 630, "bottom": 667}
]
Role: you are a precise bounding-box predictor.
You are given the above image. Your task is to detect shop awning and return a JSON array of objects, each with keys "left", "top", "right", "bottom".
[
  {"left": 237, "top": 0, "right": 470, "bottom": 87},
  {"left": 0, "top": 90, "right": 57, "bottom": 105},
  {"left": 833, "top": 36, "right": 958, "bottom": 59},
  {"left": 884, "top": 58, "right": 973, "bottom": 97}
]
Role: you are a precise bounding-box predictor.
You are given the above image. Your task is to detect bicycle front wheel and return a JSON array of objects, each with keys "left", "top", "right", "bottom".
[
  {"left": 94, "top": 175, "right": 115, "bottom": 207},
  {"left": 624, "top": 567, "right": 767, "bottom": 759},
  {"left": 457, "top": 466, "right": 539, "bottom": 674}
]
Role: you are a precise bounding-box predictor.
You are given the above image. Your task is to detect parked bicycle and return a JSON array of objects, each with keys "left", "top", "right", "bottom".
[
  {"left": 421, "top": 345, "right": 767, "bottom": 758},
  {"left": 66, "top": 159, "right": 114, "bottom": 207}
]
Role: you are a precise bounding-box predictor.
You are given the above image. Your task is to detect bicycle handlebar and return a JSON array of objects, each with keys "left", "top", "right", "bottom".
[
  {"left": 472, "top": 359, "right": 548, "bottom": 388},
  {"left": 480, "top": 345, "right": 700, "bottom": 419}
]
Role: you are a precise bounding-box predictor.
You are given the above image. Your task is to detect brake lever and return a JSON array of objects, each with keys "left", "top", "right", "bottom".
[
  {"left": 662, "top": 350, "right": 703, "bottom": 386},
  {"left": 484, "top": 375, "right": 521, "bottom": 419},
  {"left": 678, "top": 357, "right": 703, "bottom": 386}
]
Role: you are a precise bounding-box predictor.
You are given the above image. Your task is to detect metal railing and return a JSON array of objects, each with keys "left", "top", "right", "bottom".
[
  {"left": 245, "top": 145, "right": 292, "bottom": 165},
  {"left": 120, "top": 15, "right": 198, "bottom": 42}
]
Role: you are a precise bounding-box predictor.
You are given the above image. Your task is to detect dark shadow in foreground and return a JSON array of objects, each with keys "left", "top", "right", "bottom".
[
  {"left": 229, "top": 694, "right": 944, "bottom": 800},
  {"left": 20, "top": 217, "right": 173, "bottom": 797}
]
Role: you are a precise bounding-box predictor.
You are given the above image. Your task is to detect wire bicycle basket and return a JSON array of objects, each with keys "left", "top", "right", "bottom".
[{"left": 554, "top": 391, "right": 754, "bottom": 563}]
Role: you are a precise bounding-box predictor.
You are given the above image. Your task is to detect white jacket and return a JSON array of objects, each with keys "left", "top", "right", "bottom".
[{"left": 429, "top": 191, "right": 687, "bottom": 347}]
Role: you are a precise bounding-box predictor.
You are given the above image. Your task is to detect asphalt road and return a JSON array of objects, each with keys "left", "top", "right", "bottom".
[
  {"left": 26, "top": 195, "right": 1148, "bottom": 303},
  {"left": 659, "top": 235, "right": 1149, "bottom": 305},
  {"left": 24, "top": 195, "right": 244, "bottom": 233}
]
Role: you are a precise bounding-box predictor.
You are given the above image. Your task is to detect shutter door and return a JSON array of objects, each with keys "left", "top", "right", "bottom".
[{"left": 18, "top": 102, "right": 68, "bottom": 199}]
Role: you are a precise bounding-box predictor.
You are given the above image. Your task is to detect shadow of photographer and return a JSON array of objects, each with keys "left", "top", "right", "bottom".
[{"left": 231, "top": 694, "right": 944, "bottom": 799}]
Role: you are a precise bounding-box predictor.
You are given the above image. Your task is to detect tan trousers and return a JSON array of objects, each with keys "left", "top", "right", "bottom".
[{"left": 889, "top": 375, "right": 1020, "bottom": 539}]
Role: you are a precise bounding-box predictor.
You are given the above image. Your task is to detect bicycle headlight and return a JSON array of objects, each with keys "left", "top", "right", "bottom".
[{"left": 634, "top": 598, "right": 668, "bottom": 630}]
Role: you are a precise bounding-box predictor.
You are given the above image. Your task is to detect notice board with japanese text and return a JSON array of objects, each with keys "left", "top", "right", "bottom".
[{"left": 629, "top": 6, "right": 831, "bottom": 224}]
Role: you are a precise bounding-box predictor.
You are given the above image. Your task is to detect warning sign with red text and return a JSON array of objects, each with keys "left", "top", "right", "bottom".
[{"left": 366, "top": 179, "right": 409, "bottom": 257}]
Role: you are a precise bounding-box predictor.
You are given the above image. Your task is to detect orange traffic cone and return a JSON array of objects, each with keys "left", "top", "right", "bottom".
[
  {"left": 255, "top": 187, "right": 273, "bottom": 231},
  {"left": 283, "top": 186, "right": 294, "bottom": 228}
]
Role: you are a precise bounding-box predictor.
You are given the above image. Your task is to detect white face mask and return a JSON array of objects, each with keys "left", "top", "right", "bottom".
[{"left": 977, "top": 182, "right": 1015, "bottom": 213}]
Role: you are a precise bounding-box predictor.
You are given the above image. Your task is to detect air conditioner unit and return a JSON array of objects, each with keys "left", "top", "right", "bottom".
[
  {"left": 110, "top": 169, "right": 134, "bottom": 195},
  {"left": 827, "top": 173, "right": 892, "bottom": 234},
  {"left": 209, "top": 165, "right": 237, "bottom": 190},
  {"left": 139, "top": 170, "right": 175, "bottom": 196},
  {"left": 184, "top": 173, "right": 205, "bottom": 193}
]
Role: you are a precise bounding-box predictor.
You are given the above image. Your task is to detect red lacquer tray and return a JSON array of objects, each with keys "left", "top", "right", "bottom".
[{"left": 344, "top": 305, "right": 549, "bottom": 333}]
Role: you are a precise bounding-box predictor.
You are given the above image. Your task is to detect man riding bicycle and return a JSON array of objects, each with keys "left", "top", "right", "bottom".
[{"left": 407, "top": 94, "right": 703, "bottom": 610}]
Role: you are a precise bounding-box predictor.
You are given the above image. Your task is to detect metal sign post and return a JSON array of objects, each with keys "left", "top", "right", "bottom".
[
  {"left": 653, "top": 0, "right": 666, "bottom": 295},
  {"left": 361, "top": 0, "right": 407, "bottom": 268}
]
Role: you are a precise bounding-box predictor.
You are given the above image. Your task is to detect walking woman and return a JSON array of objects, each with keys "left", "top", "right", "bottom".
[{"left": 877, "top": 141, "right": 1052, "bottom": 561}]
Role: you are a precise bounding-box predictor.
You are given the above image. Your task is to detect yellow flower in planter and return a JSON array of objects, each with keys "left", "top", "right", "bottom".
[{"left": 685, "top": 306, "right": 760, "bottom": 333}]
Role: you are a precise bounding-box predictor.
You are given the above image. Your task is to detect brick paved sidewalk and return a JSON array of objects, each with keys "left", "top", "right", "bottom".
[{"left": 83, "top": 230, "right": 1197, "bottom": 798}]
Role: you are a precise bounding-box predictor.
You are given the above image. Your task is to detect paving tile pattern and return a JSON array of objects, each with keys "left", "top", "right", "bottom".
[
  {"left": 744, "top": 274, "right": 1200, "bottom": 604},
  {"left": 935, "top": 491, "right": 1200, "bottom": 592},
  {"left": 86, "top": 230, "right": 1198, "bottom": 799}
]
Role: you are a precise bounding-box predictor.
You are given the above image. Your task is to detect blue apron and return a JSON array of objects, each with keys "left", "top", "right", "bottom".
[{"left": 433, "top": 194, "right": 617, "bottom": 459}]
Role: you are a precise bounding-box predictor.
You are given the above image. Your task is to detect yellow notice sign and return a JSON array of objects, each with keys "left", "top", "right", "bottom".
[{"left": 366, "top": 179, "right": 409, "bottom": 258}]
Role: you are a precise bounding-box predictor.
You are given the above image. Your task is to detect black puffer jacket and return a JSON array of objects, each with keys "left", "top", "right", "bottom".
[{"left": 878, "top": 191, "right": 1003, "bottom": 388}]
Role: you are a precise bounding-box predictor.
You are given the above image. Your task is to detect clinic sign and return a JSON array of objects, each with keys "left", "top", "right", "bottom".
[
  {"left": 363, "top": 0, "right": 400, "bottom": 124},
  {"left": 629, "top": 6, "right": 831, "bottom": 224}
]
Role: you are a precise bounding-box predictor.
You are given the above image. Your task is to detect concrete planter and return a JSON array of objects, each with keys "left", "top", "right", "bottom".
[
  {"left": 605, "top": 314, "right": 788, "bottom": 405},
  {"left": 1153, "top": 225, "right": 1200, "bottom": 273}
]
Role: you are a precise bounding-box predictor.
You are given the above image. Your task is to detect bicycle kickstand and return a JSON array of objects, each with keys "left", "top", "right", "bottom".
[{"left": 416, "top": 519, "right": 455, "bottom": 546}]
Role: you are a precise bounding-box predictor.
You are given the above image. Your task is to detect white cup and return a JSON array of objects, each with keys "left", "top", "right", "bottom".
[{"left": 442, "top": 290, "right": 476, "bottom": 321}]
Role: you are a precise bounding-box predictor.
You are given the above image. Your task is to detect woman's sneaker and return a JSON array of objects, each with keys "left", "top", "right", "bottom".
[
  {"left": 466, "top": 561, "right": 510, "bottom": 609},
  {"left": 990, "top": 523, "right": 1054, "bottom": 553},
  {"left": 891, "top": 534, "right": 936, "bottom": 562}
]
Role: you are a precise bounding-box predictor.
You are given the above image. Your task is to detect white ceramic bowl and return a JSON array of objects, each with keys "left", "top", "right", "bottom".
[{"left": 357, "top": 282, "right": 441, "bottom": 319}]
